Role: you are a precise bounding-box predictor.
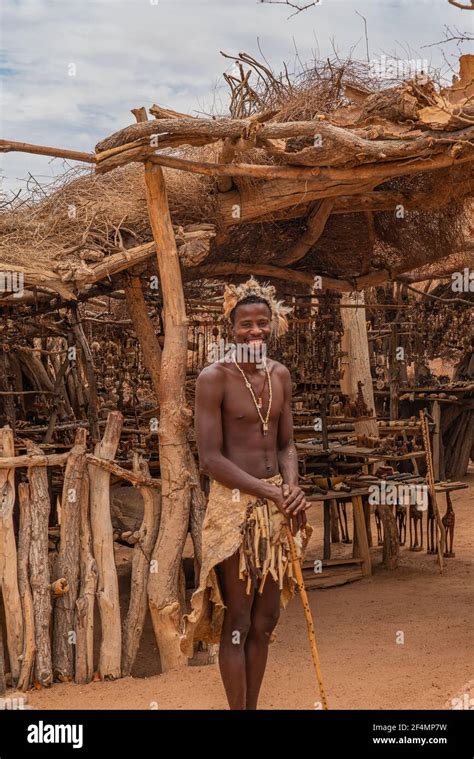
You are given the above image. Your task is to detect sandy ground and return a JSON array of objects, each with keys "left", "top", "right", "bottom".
[{"left": 16, "top": 468, "right": 473, "bottom": 711}]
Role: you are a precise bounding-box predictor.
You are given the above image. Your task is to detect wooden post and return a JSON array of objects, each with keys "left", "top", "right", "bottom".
[
  {"left": 432, "top": 401, "right": 441, "bottom": 481},
  {"left": 26, "top": 440, "right": 53, "bottom": 687},
  {"left": 17, "top": 483, "right": 36, "bottom": 691},
  {"left": 340, "top": 292, "right": 378, "bottom": 437},
  {"left": 376, "top": 504, "right": 399, "bottom": 570},
  {"left": 144, "top": 162, "right": 191, "bottom": 671},
  {"left": 329, "top": 500, "right": 340, "bottom": 543},
  {"left": 88, "top": 411, "right": 123, "bottom": 680},
  {"left": 188, "top": 447, "right": 207, "bottom": 585},
  {"left": 0, "top": 596, "right": 5, "bottom": 696},
  {"left": 340, "top": 295, "right": 399, "bottom": 569},
  {"left": 52, "top": 428, "right": 88, "bottom": 681},
  {"left": 122, "top": 455, "right": 161, "bottom": 677},
  {"left": 389, "top": 323, "right": 399, "bottom": 421},
  {"left": 0, "top": 426, "right": 23, "bottom": 686},
  {"left": 351, "top": 496, "right": 372, "bottom": 576},
  {"left": 123, "top": 273, "right": 162, "bottom": 389},
  {"left": 75, "top": 471, "right": 97, "bottom": 684},
  {"left": 124, "top": 277, "right": 207, "bottom": 635},
  {"left": 70, "top": 307, "right": 100, "bottom": 444}
]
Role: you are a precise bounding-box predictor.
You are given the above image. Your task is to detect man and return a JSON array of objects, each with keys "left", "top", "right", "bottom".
[{"left": 180, "top": 277, "right": 312, "bottom": 710}]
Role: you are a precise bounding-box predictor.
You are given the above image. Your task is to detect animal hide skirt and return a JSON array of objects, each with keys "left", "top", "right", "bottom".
[{"left": 180, "top": 473, "right": 313, "bottom": 657}]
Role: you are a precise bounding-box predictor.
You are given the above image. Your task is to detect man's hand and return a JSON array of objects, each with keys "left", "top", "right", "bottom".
[
  {"left": 267, "top": 485, "right": 288, "bottom": 517},
  {"left": 282, "top": 483, "right": 309, "bottom": 534}
]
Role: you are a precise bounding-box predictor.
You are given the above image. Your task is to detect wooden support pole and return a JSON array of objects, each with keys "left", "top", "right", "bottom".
[
  {"left": 124, "top": 269, "right": 208, "bottom": 663},
  {"left": 340, "top": 295, "right": 399, "bottom": 570},
  {"left": 188, "top": 446, "right": 207, "bottom": 586},
  {"left": 0, "top": 353, "right": 16, "bottom": 429},
  {"left": 420, "top": 410, "right": 445, "bottom": 572},
  {"left": 26, "top": 440, "right": 53, "bottom": 687},
  {"left": 340, "top": 292, "right": 378, "bottom": 437},
  {"left": 144, "top": 161, "right": 191, "bottom": 672},
  {"left": 389, "top": 322, "right": 399, "bottom": 421},
  {"left": 432, "top": 401, "right": 441, "bottom": 481},
  {"left": 124, "top": 274, "right": 162, "bottom": 387},
  {"left": 17, "top": 483, "right": 36, "bottom": 691},
  {"left": 88, "top": 411, "right": 123, "bottom": 680},
  {"left": 43, "top": 353, "right": 71, "bottom": 444},
  {"left": 69, "top": 307, "right": 100, "bottom": 444},
  {"left": 0, "top": 595, "right": 5, "bottom": 696},
  {"left": 217, "top": 137, "right": 238, "bottom": 192},
  {"left": 52, "top": 428, "right": 88, "bottom": 682},
  {"left": 75, "top": 471, "right": 97, "bottom": 684},
  {"left": 0, "top": 426, "right": 23, "bottom": 686},
  {"left": 351, "top": 496, "right": 372, "bottom": 576},
  {"left": 121, "top": 455, "right": 161, "bottom": 677}
]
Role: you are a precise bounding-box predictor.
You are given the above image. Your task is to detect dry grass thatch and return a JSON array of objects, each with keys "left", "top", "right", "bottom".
[{"left": 1, "top": 53, "right": 472, "bottom": 295}]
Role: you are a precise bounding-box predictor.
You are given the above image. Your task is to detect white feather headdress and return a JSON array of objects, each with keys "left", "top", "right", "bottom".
[{"left": 223, "top": 277, "right": 292, "bottom": 337}]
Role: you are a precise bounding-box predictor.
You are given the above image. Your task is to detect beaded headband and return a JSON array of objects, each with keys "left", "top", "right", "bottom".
[{"left": 223, "top": 276, "right": 292, "bottom": 337}]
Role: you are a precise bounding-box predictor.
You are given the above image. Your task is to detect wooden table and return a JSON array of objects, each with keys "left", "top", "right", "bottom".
[{"left": 303, "top": 486, "right": 372, "bottom": 578}]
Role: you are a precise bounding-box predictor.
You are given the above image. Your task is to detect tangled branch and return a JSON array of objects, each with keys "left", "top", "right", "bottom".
[
  {"left": 448, "top": 0, "right": 474, "bottom": 9},
  {"left": 259, "top": 0, "right": 321, "bottom": 18}
]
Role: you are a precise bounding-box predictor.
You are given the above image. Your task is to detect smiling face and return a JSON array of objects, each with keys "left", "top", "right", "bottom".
[{"left": 231, "top": 302, "right": 273, "bottom": 349}]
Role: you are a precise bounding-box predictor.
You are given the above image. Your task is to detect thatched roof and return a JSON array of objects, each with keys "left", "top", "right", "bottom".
[{"left": 1, "top": 53, "right": 473, "bottom": 304}]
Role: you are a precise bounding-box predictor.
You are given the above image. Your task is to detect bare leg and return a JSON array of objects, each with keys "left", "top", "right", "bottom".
[
  {"left": 245, "top": 574, "right": 281, "bottom": 710},
  {"left": 215, "top": 551, "right": 254, "bottom": 710}
]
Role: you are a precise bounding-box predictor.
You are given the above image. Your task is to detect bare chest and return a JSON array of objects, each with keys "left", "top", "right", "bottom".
[{"left": 221, "top": 370, "right": 283, "bottom": 429}]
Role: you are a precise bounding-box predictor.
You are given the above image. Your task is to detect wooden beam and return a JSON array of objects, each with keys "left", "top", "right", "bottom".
[
  {"left": 0, "top": 139, "right": 95, "bottom": 164},
  {"left": 0, "top": 452, "right": 69, "bottom": 468},
  {"left": 0, "top": 263, "right": 76, "bottom": 302},
  {"left": 95, "top": 115, "right": 474, "bottom": 158},
  {"left": 217, "top": 151, "right": 473, "bottom": 226},
  {"left": 86, "top": 453, "right": 161, "bottom": 488},
  {"left": 184, "top": 261, "right": 349, "bottom": 290},
  {"left": 149, "top": 104, "right": 194, "bottom": 120},
  {"left": 273, "top": 199, "right": 335, "bottom": 266}
]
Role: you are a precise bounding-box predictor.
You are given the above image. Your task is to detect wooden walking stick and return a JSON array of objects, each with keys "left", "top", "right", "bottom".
[
  {"left": 419, "top": 409, "right": 445, "bottom": 573},
  {"left": 284, "top": 524, "right": 329, "bottom": 710}
]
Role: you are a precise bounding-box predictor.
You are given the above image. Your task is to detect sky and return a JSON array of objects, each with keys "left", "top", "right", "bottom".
[{"left": 1, "top": 0, "right": 472, "bottom": 199}]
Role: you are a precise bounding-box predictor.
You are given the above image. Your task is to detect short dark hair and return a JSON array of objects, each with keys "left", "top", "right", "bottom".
[{"left": 230, "top": 295, "right": 272, "bottom": 325}]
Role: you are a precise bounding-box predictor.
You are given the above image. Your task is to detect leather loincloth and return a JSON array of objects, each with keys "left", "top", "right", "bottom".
[{"left": 180, "top": 473, "right": 313, "bottom": 657}]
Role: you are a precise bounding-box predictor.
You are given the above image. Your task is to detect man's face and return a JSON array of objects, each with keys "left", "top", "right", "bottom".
[{"left": 232, "top": 303, "right": 272, "bottom": 349}]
